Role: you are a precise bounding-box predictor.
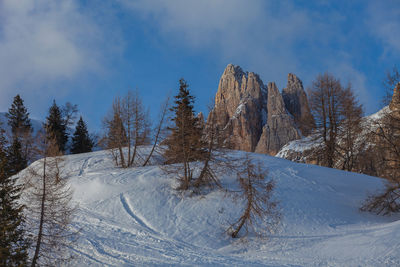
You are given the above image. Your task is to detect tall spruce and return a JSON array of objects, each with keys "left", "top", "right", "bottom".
[
  {"left": 7, "top": 94, "right": 33, "bottom": 164},
  {"left": 0, "top": 126, "right": 30, "bottom": 266},
  {"left": 6, "top": 94, "right": 32, "bottom": 137},
  {"left": 71, "top": 116, "right": 93, "bottom": 154},
  {"left": 45, "top": 101, "right": 68, "bottom": 153},
  {"left": 7, "top": 137, "right": 28, "bottom": 176},
  {"left": 163, "top": 79, "right": 205, "bottom": 190}
]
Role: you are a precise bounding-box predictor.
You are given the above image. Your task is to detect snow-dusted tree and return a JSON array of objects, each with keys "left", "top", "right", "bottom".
[
  {"left": 24, "top": 134, "right": 76, "bottom": 266},
  {"left": 71, "top": 116, "right": 93, "bottom": 154},
  {"left": 163, "top": 79, "right": 205, "bottom": 190},
  {"left": 0, "top": 126, "right": 30, "bottom": 266},
  {"left": 228, "top": 158, "right": 280, "bottom": 238},
  {"left": 102, "top": 91, "right": 150, "bottom": 168}
]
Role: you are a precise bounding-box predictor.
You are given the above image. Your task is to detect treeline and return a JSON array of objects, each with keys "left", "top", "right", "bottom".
[{"left": 0, "top": 95, "right": 88, "bottom": 266}]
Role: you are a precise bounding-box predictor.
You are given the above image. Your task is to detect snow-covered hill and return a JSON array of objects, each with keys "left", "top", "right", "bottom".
[
  {"left": 276, "top": 106, "right": 390, "bottom": 163},
  {"left": 20, "top": 148, "right": 400, "bottom": 266}
]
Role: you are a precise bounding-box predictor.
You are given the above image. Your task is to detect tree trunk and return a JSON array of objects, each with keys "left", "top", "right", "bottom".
[{"left": 31, "top": 158, "right": 46, "bottom": 267}]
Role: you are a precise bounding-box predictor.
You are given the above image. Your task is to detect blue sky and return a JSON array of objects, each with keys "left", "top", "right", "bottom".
[{"left": 0, "top": 0, "right": 399, "bottom": 132}]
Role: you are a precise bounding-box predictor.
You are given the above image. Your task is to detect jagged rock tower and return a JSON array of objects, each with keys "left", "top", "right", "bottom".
[
  {"left": 207, "top": 64, "right": 311, "bottom": 155},
  {"left": 389, "top": 82, "right": 400, "bottom": 111},
  {"left": 282, "top": 73, "right": 315, "bottom": 136}
]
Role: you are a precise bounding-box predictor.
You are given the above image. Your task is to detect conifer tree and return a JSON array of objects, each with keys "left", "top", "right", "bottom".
[
  {"left": 163, "top": 79, "right": 205, "bottom": 190},
  {"left": 71, "top": 116, "right": 93, "bottom": 154},
  {"left": 0, "top": 126, "right": 30, "bottom": 266},
  {"left": 45, "top": 101, "right": 68, "bottom": 153},
  {"left": 7, "top": 94, "right": 34, "bottom": 163},
  {"left": 6, "top": 94, "right": 32, "bottom": 137},
  {"left": 7, "top": 137, "right": 28, "bottom": 176}
]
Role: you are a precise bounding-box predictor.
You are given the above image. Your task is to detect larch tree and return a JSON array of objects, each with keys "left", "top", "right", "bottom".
[
  {"left": 336, "top": 84, "right": 364, "bottom": 171},
  {"left": 71, "top": 116, "right": 93, "bottom": 154},
  {"left": 228, "top": 157, "right": 280, "bottom": 238},
  {"left": 45, "top": 101, "right": 68, "bottom": 153},
  {"left": 24, "top": 134, "right": 76, "bottom": 267},
  {"left": 308, "top": 73, "right": 363, "bottom": 169},
  {"left": 361, "top": 82, "right": 400, "bottom": 215},
  {"left": 0, "top": 126, "right": 30, "bottom": 266},
  {"left": 163, "top": 79, "right": 205, "bottom": 190},
  {"left": 102, "top": 91, "right": 150, "bottom": 168},
  {"left": 142, "top": 95, "right": 170, "bottom": 167}
]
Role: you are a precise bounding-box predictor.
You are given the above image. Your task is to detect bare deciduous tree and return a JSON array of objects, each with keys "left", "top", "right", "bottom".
[
  {"left": 23, "top": 135, "right": 77, "bottom": 267},
  {"left": 308, "top": 73, "right": 363, "bottom": 169},
  {"left": 228, "top": 158, "right": 280, "bottom": 238},
  {"left": 142, "top": 96, "right": 170, "bottom": 167},
  {"left": 362, "top": 83, "right": 400, "bottom": 215},
  {"left": 336, "top": 84, "right": 364, "bottom": 171},
  {"left": 102, "top": 91, "right": 150, "bottom": 168}
]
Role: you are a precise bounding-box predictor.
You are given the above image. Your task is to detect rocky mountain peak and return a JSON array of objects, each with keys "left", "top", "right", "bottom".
[
  {"left": 282, "top": 73, "right": 314, "bottom": 136},
  {"left": 267, "top": 82, "right": 286, "bottom": 115},
  {"left": 389, "top": 82, "right": 400, "bottom": 111},
  {"left": 207, "top": 64, "right": 302, "bottom": 155}
]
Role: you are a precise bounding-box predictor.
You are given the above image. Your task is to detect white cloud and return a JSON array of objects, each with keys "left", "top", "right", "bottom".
[
  {"left": 0, "top": 0, "right": 109, "bottom": 111},
  {"left": 367, "top": 1, "right": 400, "bottom": 55}
]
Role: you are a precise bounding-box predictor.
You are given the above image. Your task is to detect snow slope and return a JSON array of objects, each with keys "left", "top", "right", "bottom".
[
  {"left": 276, "top": 106, "right": 390, "bottom": 161},
  {"left": 20, "top": 148, "right": 400, "bottom": 266}
]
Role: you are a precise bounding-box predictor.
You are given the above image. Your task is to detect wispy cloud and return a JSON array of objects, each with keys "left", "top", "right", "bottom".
[
  {"left": 367, "top": 1, "right": 400, "bottom": 56},
  {"left": 0, "top": 0, "right": 118, "bottom": 112}
]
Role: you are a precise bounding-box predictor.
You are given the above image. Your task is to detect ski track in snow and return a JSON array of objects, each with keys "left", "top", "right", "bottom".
[
  {"left": 17, "top": 147, "right": 400, "bottom": 266},
  {"left": 119, "top": 193, "right": 159, "bottom": 235}
]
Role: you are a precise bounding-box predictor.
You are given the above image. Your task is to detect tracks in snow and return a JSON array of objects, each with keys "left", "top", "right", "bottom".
[{"left": 119, "top": 193, "right": 158, "bottom": 235}]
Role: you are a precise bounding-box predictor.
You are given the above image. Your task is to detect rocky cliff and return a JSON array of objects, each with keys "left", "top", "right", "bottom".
[
  {"left": 207, "top": 64, "right": 308, "bottom": 155},
  {"left": 282, "top": 73, "right": 315, "bottom": 136}
]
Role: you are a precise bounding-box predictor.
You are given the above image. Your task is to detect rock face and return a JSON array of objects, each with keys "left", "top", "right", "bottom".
[
  {"left": 209, "top": 64, "right": 266, "bottom": 152},
  {"left": 207, "top": 64, "right": 303, "bottom": 155},
  {"left": 282, "top": 73, "right": 314, "bottom": 136},
  {"left": 255, "top": 82, "right": 300, "bottom": 154},
  {"left": 389, "top": 82, "right": 400, "bottom": 111}
]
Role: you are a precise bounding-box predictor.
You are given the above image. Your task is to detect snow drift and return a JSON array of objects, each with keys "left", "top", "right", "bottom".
[{"left": 19, "top": 148, "right": 400, "bottom": 266}]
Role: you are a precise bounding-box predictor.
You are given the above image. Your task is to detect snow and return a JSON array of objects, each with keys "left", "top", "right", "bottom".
[
  {"left": 276, "top": 106, "right": 391, "bottom": 159},
  {"left": 276, "top": 135, "right": 321, "bottom": 158},
  {"left": 19, "top": 148, "right": 400, "bottom": 266}
]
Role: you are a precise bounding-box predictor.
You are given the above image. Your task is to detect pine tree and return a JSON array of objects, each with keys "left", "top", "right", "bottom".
[
  {"left": 0, "top": 126, "right": 30, "bottom": 266},
  {"left": 163, "top": 79, "right": 205, "bottom": 190},
  {"left": 6, "top": 94, "right": 32, "bottom": 137},
  {"left": 45, "top": 101, "right": 68, "bottom": 153},
  {"left": 7, "top": 137, "right": 28, "bottom": 176},
  {"left": 71, "top": 116, "right": 93, "bottom": 154}
]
